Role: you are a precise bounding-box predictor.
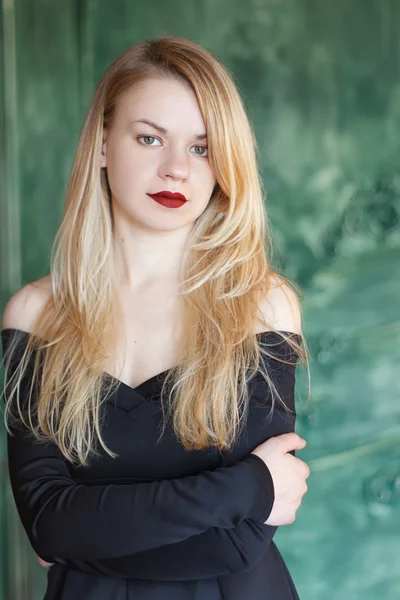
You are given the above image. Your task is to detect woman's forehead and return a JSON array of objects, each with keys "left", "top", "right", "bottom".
[{"left": 115, "top": 79, "right": 207, "bottom": 136}]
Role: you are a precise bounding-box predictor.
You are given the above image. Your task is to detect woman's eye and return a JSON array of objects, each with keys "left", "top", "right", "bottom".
[
  {"left": 138, "top": 136, "right": 161, "bottom": 146},
  {"left": 138, "top": 135, "right": 160, "bottom": 146},
  {"left": 192, "top": 146, "right": 208, "bottom": 157}
]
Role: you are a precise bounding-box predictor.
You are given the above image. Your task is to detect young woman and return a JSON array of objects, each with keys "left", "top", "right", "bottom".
[{"left": 1, "top": 36, "right": 310, "bottom": 599}]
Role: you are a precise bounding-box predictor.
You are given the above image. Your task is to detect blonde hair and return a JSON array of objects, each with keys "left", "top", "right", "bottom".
[{"left": 2, "top": 35, "right": 310, "bottom": 466}]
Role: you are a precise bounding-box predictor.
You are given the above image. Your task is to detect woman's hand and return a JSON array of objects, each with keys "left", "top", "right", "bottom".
[
  {"left": 251, "top": 432, "right": 310, "bottom": 526},
  {"left": 36, "top": 554, "right": 54, "bottom": 568}
]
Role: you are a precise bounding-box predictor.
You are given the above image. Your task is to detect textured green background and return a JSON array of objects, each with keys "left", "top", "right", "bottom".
[{"left": 1, "top": 1, "right": 400, "bottom": 598}]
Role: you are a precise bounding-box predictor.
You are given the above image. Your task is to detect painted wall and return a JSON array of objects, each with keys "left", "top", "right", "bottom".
[{"left": 1, "top": 1, "right": 399, "bottom": 598}]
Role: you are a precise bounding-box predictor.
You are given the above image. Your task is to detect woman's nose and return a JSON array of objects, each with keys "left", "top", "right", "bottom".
[{"left": 158, "top": 149, "right": 189, "bottom": 181}]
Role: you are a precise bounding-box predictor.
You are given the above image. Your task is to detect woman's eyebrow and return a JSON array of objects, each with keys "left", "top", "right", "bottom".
[{"left": 131, "top": 118, "right": 207, "bottom": 140}]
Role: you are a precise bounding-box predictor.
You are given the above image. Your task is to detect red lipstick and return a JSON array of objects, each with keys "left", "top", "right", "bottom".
[{"left": 147, "top": 190, "right": 187, "bottom": 209}]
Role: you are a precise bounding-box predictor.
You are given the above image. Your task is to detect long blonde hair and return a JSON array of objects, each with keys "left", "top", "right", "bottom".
[{"left": 2, "top": 35, "right": 309, "bottom": 466}]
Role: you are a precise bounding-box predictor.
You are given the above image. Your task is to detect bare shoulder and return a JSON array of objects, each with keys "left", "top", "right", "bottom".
[
  {"left": 1, "top": 274, "right": 53, "bottom": 333},
  {"left": 255, "top": 273, "right": 302, "bottom": 335}
]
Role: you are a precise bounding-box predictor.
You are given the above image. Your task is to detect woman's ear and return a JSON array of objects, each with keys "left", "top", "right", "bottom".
[{"left": 100, "top": 129, "right": 108, "bottom": 168}]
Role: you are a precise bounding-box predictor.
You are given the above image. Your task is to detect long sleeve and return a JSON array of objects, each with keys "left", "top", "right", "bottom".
[
  {"left": 64, "top": 519, "right": 277, "bottom": 580},
  {"left": 6, "top": 425, "right": 273, "bottom": 561}
]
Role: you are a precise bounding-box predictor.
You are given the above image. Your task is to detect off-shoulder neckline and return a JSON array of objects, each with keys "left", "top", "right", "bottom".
[{"left": 1, "top": 327, "right": 302, "bottom": 394}]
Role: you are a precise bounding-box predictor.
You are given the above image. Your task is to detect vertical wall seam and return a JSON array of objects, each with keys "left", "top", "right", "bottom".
[
  {"left": 2, "top": 0, "right": 21, "bottom": 294},
  {"left": 2, "top": 2, "right": 25, "bottom": 600}
]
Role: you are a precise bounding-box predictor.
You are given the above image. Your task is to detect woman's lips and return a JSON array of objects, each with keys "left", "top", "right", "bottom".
[{"left": 147, "top": 194, "right": 187, "bottom": 208}]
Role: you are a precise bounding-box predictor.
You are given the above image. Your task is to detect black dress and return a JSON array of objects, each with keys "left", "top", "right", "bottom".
[{"left": 1, "top": 327, "right": 302, "bottom": 600}]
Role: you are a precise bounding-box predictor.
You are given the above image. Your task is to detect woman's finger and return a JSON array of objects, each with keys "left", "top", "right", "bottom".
[{"left": 36, "top": 554, "right": 54, "bottom": 568}]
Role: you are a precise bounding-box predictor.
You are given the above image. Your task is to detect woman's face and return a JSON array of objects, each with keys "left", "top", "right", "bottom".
[{"left": 101, "top": 76, "right": 217, "bottom": 232}]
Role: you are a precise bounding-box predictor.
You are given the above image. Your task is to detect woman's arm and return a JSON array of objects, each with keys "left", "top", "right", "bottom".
[
  {"left": 35, "top": 520, "right": 275, "bottom": 580},
  {"left": 80, "top": 520, "right": 277, "bottom": 579},
  {"left": 7, "top": 426, "right": 273, "bottom": 563}
]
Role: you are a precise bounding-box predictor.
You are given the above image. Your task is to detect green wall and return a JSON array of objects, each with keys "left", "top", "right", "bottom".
[{"left": 1, "top": 1, "right": 399, "bottom": 598}]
